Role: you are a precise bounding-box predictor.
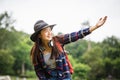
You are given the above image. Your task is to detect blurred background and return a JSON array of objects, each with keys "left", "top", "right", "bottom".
[{"left": 0, "top": 0, "right": 120, "bottom": 80}]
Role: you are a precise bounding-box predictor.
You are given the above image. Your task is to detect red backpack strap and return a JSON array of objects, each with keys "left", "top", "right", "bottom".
[
  {"left": 53, "top": 36, "right": 74, "bottom": 74},
  {"left": 64, "top": 51, "right": 74, "bottom": 74}
]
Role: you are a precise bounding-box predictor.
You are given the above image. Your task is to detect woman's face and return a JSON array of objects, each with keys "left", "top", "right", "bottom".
[{"left": 38, "top": 27, "right": 53, "bottom": 41}]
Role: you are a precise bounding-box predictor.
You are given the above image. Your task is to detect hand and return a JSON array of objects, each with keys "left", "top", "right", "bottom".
[
  {"left": 89, "top": 16, "right": 107, "bottom": 32},
  {"left": 95, "top": 16, "right": 107, "bottom": 28}
]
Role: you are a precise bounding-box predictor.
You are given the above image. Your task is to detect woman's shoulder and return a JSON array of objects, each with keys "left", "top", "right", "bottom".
[{"left": 53, "top": 34, "right": 64, "bottom": 43}]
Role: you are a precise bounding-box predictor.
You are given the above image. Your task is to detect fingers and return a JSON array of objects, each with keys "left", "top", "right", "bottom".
[
  {"left": 104, "top": 16, "right": 107, "bottom": 18},
  {"left": 99, "top": 18, "right": 102, "bottom": 20},
  {"left": 104, "top": 16, "right": 107, "bottom": 20},
  {"left": 100, "top": 16, "right": 107, "bottom": 21}
]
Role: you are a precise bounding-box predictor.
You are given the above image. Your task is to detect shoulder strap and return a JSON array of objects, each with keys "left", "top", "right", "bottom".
[
  {"left": 53, "top": 36, "right": 74, "bottom": 74},
  {"left": 64, "top": 51, "right": 74, "bottom": 74}
]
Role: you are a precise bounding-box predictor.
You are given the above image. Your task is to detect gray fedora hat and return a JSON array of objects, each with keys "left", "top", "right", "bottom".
[{"left": 30, "top": 20, "right": 56, "bottom": 42}]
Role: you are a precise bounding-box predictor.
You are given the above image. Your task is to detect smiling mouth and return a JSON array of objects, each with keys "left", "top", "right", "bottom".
[{"left": 47, "top": 36, "right": 52, "bottom": 38}]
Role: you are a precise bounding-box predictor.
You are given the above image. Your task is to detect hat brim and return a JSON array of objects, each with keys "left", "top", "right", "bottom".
[{"left": 30, "top": 24, "right": 56, "bottom": 42}]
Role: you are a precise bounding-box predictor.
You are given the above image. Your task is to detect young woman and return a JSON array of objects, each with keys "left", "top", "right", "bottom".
[{"left": 30, "top": 16, "right": 107, "bottom": 80}]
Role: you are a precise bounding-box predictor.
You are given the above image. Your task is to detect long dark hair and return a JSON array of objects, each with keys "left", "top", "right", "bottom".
[{"left": 30, "top": 37, "right": 61, "bottom": 65}]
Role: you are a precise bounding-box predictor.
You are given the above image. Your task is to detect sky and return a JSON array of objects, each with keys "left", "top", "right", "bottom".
[{"left": 0, "top": 0, "right": 120, "bottom": 42}]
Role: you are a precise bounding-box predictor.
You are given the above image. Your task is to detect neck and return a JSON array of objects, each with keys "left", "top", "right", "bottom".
[
  {"left": 42, "top": 40, "right": 51, "bottom": 50},
  {"left": 41, "top": 40, "right": 52, "bottom": 54}
]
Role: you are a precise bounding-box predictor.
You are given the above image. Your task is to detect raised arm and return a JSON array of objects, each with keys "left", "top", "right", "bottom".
[
  {"left": 57, "top": 16, "right": 107, "bottom": 45},
  {"left": 89, "top": 16, "right": 107, "bottom": 32}
]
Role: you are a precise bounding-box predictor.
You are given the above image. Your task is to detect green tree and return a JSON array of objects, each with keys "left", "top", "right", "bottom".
[
  {"left": 0, "top": 50, "right": 15, "bottom": 74},
  {"left": 11, "top": 31, "right": 33, "bottom": 76},
  {"left": 101, "top": 36, "right": 120, "bottom": 79},
  {"left": 81, "top": 46, "right": 104, "bottom": 80},
  {"left": 0, "top": 12, "right": 19, "bottom": 75},
  {"left": 65, "top": 40, "right": 89, "bottom": 58},
  {"left": 0, "top": 12, "right": 17, "bottom": 49},
  {"left": 72, "top": 63, "right": 91, "bottom": 80},
  {"left": 67, "top": 55, "right": 91, "bottom": 80},
  {"left": 0, "top": 12, "right": 33, "bottom": 76}
]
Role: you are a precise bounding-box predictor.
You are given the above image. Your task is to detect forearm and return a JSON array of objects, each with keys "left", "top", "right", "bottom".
[
  {"left": 89, "top": 25, "right": 98, "bottom": 32},
  {"left": 59, "top": 28, "right": 91, "bottom": 45}
]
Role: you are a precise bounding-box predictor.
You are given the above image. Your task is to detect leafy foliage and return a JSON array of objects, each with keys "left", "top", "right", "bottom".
[
  {"left": 0, "top": 12, "right": 33, "bottom": 76},
  {"left": 101, "top": 36, "right": 120, "bottom": 79},
  {"left": 0, "top": 50, "right": 15, "bottom": 74}
]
